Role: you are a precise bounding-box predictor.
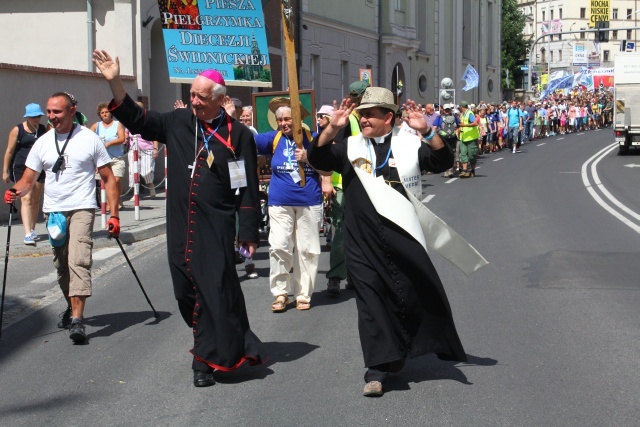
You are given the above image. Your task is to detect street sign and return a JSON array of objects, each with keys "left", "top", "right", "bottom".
[
  {"left": 520, "top": 66, "right": 529, "bottom": 71},
  {"left": 627, "top": 41, "right": 636, "bottom": 51}
]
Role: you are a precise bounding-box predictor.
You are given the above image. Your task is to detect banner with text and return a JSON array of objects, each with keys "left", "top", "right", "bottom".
[
  {"left": 573, "top": 43, "right": 588, "bottom": 66},
  {"left": 589, "top": 0, "right": 610, "bottom": 28},
  {"left": 157, "top": 0, "right": 272, "bottom": 86}
]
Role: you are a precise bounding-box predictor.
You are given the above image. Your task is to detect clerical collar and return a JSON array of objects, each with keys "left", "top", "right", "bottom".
[
  {"left": 370, "top": 130, "right": 392, "bottom": 145},
  {"left": 203, "top": 112, "right": 222, "bottom": 124}
]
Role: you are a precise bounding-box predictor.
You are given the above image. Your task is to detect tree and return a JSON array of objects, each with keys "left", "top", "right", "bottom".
[{"left": 501, "top": 0, "right": 530, "bottom": 90}]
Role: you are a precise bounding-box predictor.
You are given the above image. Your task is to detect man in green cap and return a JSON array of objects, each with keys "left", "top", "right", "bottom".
[{"left": 322, "top": 80, "right": 369, "bottom": 295}]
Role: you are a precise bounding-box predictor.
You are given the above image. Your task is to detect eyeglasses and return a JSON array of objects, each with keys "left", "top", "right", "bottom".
[{"left": 316, "top": 114, "right": 328, "bottom": 119}]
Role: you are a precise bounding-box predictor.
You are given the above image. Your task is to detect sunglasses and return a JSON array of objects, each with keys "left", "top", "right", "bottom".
[{"left": 316, "top": 114, "right": 329, "bottom": 119}]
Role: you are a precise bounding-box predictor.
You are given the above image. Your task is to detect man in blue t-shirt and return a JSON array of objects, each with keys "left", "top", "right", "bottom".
[
  {"left": 254, "top": 103, "right": 327, "bottom": 313},
  {"left": 506, "top": 100, "right": 523, "bottom": 153}
]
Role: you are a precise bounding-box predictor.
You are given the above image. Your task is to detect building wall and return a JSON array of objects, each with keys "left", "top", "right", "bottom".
[{"left": 529, "top": 0, "right": 640, "bottom": 76}]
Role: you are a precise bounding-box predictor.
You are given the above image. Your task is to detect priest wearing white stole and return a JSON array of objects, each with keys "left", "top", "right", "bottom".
[{"left": 308, "top": 87, "right": 487, "bottom": 397}]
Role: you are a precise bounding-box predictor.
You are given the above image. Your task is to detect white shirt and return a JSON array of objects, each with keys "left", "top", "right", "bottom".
[{"left": 25, "top": 125, "right": 111, "bottom": 212}]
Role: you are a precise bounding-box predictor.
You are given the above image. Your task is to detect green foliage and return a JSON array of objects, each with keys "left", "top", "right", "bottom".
[
  {"left": 234, "top": 66, "right": 244, "bottom": 80},
  {"left": 502, "top": 0, "right": 530, "bottom": 89},
  {"left": 260, "top": 69, "right": 271, "bottom": 82}
]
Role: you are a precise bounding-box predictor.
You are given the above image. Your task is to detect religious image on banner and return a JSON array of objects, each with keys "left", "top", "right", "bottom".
[
  {"left": 359, "top": 69, "right": 372, "bottom": 86},
  {"left": 156, "top": 0, "right": 272, "bottom": 87}
]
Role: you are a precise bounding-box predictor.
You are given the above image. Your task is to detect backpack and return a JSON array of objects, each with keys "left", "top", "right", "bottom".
[{"left": 441, "top": 115, "right": 457, "bottom": 136}]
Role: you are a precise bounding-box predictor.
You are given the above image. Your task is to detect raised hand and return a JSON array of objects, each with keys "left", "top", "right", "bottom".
[
  {"left": 92, "top": 50, "right": 120, "bottom": 81},
  {"left": 402, "top": 99, "right": 429, "bottom": 134},
  {"left": 329, "top": 98, "right": 355, "bottom": 130}
]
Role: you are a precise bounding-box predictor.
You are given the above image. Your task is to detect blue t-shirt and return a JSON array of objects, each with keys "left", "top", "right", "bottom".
[
  {"left": 506, "top": 108, "right": 523, "bottom": 128},
  {"left": 254, "top": 130, "right": 321, "bottom": 207}
]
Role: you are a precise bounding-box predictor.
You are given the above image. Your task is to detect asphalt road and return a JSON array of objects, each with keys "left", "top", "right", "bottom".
[{"left": 1, "top": 129, "right": 639, "bottom": 426}]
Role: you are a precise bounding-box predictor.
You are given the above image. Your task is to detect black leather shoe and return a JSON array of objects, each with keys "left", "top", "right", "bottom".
[{"left": 193, "top": 370, "right": 216, "bottom": 387}]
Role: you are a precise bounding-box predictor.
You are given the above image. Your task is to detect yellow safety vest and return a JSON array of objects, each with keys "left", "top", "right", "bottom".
[{"left": 460, "top": 109, "right": 480, "bottom": 142}]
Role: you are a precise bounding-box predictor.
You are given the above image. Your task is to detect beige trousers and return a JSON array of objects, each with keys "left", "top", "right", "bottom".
[
  {"left": 52, "top": 209, "right": 95, "bottom": 296},
  {"left": 268, "top": 205, "right": 322, "bottom": 303}
]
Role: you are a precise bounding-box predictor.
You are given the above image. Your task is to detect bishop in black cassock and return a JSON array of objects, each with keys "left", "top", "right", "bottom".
[{"left": 94, "top": 50, "right": 266, "bottom": 387}]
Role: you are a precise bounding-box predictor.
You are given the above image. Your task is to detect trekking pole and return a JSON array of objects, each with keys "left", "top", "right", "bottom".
[
  {"left": 109, "top": 231, "right": 158, "bottom": 318},
  {"left": 1, "top": 190, "right": 17, "bottom": 340}
]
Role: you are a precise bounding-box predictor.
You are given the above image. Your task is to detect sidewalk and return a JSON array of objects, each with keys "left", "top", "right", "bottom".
[{"left": 0, "top": 191, "right": 167, "bottom": 257}]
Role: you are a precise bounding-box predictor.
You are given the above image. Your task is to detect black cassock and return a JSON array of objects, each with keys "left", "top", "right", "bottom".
[
  {"left": 308, "top": 134, "right": 467, "bottom": 368},
  {"left": 111, "top": 95, "right": 266, "bottom": 371}
]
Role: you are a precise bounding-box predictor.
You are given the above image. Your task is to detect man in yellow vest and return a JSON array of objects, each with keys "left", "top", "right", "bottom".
[
  {"left": 457, "top": 101, "right": 480, "bottom": 178},
  {"left": 323, "top": 80, "right": 368, "bottom": 295}
]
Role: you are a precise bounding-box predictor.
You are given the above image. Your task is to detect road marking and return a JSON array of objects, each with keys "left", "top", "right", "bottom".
[
  {"left": 557, "top": 137, "right": 565, "bottom": 140},
  {"left": 422, "top": 195, "right": 435, "bottom": 203},
  {"left": 624, "top": 164, "right": 640, "bottom": 168},
  {"left": 493, "top": 158, "right": 504, "bottom": 162},
  {"left": 537, "top": 143, "right": 546, "bottom": 146},
  {"left": 93, "top": 247, "right": 121, "bottom": 261},
  {"left": 445, "top": 178, "right": 458, "bottom": 184},
  {"left": 577, "top": 133, "right": 585, "bottom": 136},
  {"left": 581, "top": 143, "right": 640, "bottom": 233}
]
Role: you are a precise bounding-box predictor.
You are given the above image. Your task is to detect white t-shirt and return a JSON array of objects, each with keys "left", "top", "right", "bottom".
[{"left": 25, "top": 125, "right": 112, "bottom": 213}]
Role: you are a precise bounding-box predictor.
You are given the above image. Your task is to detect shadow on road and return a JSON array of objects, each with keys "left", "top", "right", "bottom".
[
  {"left": 0, "top": 392, "right": 83, "bottom": 419},
  {"left": 84, "top": 310, "right": 172, "bottom": 340},
  {"left": 384, "top": 353, "right": 498, "bottom": 393},
  {"left": 214, "top": 340, "right": 320, "bottom": 384}
]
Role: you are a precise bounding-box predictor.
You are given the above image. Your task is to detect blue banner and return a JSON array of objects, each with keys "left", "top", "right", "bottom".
[
  {"left": 157, "top": 0, "right": 272, "bottom": 86},
  {"left": 541, "top": 75, "right": 573, "bottom": 99}
]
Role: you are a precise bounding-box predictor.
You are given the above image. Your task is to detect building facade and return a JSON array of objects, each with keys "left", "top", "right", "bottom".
[{"left": 521, "top": 0, "right": 639, "bottom": 89}]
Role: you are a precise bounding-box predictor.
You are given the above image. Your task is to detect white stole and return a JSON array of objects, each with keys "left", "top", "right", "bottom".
[{"left": 347, "top": 131, "right": 488, "bottom": 276}]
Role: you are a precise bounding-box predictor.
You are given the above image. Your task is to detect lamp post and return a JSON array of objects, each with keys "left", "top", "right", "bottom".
[{"left": 627, "top": 9, "right": 640, "bottom": 51}]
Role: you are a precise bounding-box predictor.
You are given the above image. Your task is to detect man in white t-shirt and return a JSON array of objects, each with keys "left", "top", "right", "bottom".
[{"left": 4, "top": 92, "right": 120, "bottom": 344}]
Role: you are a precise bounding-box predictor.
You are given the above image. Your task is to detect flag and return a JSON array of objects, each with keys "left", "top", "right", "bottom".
[
  {"left": 541, "top": 23, "right": 549, "bottom": 34},
  {"left": 461, "top": 64, "right": 479, "bottom": 91},
  {"left": 541, "top": 75, "right": 573, "bottom": 99}
]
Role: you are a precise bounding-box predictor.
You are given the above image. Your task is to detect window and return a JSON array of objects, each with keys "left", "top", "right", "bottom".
[
  {"left": 395, "top": 0, "right": 404, "bottom": 11},
  {"left": 542, "top": 10, "right": 545, "bottom": 21},
  {"left": 580, "top": 29, "right": 586, "bottom": 39},
  {"left": 559, "top": 50, "right": 562, "bottom": 61},
  {"left": 529, "top": 23, "right": 533, "bottom": 35},
  {"left": 551, "top": 9, "right": 554, "bottom": 20},
  {"left": 550, "top": 51, "right": 554, "bottom": 62},
  {"left": 558, "top": 33, "right": 562, "bottom": 40},
  {"left": 627, "top": 9, "right": 633, "bottom": 19},
  {"left": 580, "top": 8, "right": 586, "bottom": 19},
  {"left": 628, "top": 30, "right": 633, "bottom": 39},
  {"left": 613, "top": 9, "right": 618, "bottom": 19},
  {"left": 612, "top": 30, "right": 618, "bottom": 40},
  {"left": 559, "top": 8, "right": 562, "bottom": 19},
  {"left": 529, "top": 7, "right": 532, "bottom": 16},
  {"left": 604, "top": 50, "right": 610, "bottom": 62},
  {"left": 341, "top": 61, "right": 349, "bottom": 96}
]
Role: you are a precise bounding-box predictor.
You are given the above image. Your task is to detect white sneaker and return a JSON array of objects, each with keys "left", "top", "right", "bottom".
[
  {"left": 512, "top": 147, "right": 516, "bottom": 153},
  {"left": 149, "top": 186, "right": 156, "bottom": 198},
  {"left": 29, "top": 230, "right": 37, "bottom": 241}
]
